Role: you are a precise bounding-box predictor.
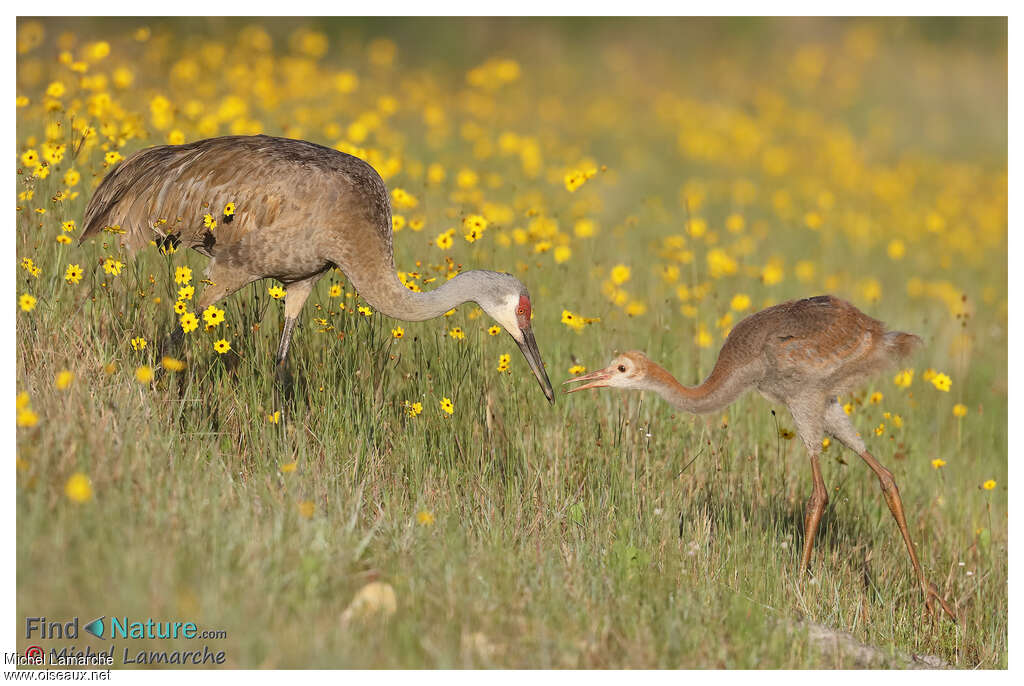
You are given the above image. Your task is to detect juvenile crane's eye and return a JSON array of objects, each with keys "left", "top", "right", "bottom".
[{"left": 618, "top": 365, "right": 626, "bottom": 372}]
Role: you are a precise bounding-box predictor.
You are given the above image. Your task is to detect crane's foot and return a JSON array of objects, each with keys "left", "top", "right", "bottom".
[{"left": 923, "top": 580, "right": 957, "bottom": 623}]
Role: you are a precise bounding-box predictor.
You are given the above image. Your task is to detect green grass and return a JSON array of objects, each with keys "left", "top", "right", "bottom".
[
  {"left": 16, "top": 17, "right": 1006, "bottom": 669},
  {"left": 15, "top": 260, "right": 1008, "bottom": 667}
]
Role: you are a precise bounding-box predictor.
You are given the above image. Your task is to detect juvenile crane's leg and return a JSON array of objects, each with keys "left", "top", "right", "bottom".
[
  {"left": 791, "top": 400, "right": 828, "bottom": 573},
  {"left": 801, "top": 451, "right": 828, "bottom": 572},
  {"left": 824, "top": 400, "right": 955, "bottom": 621},
  {"left": 274, "top": 276, "right": 318, "bottom": 406}
]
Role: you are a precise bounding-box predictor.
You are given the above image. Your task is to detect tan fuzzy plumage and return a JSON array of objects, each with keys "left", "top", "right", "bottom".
[{"left": 566, "top": 295, "right": 955, "bottom": 620}]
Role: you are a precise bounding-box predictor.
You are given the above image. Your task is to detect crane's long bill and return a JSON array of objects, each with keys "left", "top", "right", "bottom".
[
  {"left": 562, "top": 367, "right": 612, "bottom": 393},
  {"left": 516, "top": 327, "right": 555, "bottom": 404}
]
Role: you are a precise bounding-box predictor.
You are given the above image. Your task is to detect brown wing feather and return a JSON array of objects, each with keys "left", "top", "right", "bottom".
[
  {"left": 714, "top": 295, "right": 919, "bottom": 396},
  {"left": 80, "top": 135, "right": 394, "bottom": 259}
]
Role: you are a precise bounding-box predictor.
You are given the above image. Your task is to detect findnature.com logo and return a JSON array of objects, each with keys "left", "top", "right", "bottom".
[
  {"left": 13, "top": 615, "right": 229, "bottom": 667},
  {"left": 26, "top": 616, "right": 226, "bottom": 641}
]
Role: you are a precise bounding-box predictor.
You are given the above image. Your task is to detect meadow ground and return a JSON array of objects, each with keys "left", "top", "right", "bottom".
[{"left": 14, "top": 18, "right": 1007, "bottom": 668}]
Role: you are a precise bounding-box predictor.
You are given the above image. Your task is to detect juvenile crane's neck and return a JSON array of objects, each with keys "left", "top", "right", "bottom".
[
  {"left": 366, "top": 270, "right": 497, "bottom": 322},
  {"left": 640, "top": 359, "right": 751, "bottom": 415}
]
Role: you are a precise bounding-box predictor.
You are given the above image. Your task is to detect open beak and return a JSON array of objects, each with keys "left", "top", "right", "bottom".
[
  {"left": 562, "top": 366, "right": 612, "bottom": 393},
  {"left": 515, "top": 326, "right": 555, "bottom": 404}
]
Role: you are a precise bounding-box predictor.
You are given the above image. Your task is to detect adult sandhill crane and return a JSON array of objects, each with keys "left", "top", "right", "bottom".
[
  {"left": 564, "top": 295, "right": 955, "bottom": 620},
  {"left": 80, "top": 135, "right": 554, "bottom": 403}
]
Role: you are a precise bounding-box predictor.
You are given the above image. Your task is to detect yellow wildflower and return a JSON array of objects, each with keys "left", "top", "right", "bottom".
[
  {"left": 625, "top": 301, "right": 647, "bottom": 316},
  {"left": 435, "top": 230, "right": 454, "bottom": 250},
  {"left": 893, "top": 369, "right": 914, "bottom": 388},
  {"left": 55, "top": 370, "right": 74, "bottom": 390},
  {"left": 180, "top": 312, "right": 199, "bottom": 334},
  {"left": 64, "top": 264, "right": 84, "bottom": 284},
  {"left": 103, "top": 258, "right": 123, "bottom": 276},
  {"left": 564, "top": 166, "right": 596, "bottom": 192},
  {"left": 65, "top": 473, "right": 93, "bottom": 504},
  {"left": 610, "top": 264, "right": 631, "bottom": 285},
  {"left": 730, "top": 294, "right": 751, "bottom": 311},
  {"left": 463, "top": 214, "right": 488, "bottom": 233},
  {"left": 162, "top": 357, "right": 186, "bottom": 372},
  {"left": 931, "top": 373, "right": 952, "bottom": 392},
  {"left": 202, "top": 305, "right": 225, "bottom": 327}
]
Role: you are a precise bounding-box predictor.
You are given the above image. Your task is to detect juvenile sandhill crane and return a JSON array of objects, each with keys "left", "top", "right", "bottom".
[
  {"left": 565, "top": 295, "right": 955, "bottom": 620},
  {"left": 80, "top": 135, "right": 554, "bottom": 403}
]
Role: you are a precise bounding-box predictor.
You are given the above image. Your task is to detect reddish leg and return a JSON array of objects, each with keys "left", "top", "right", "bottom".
[
  {"left": 858, "top": 450, "right": 956, "bottom": 622},
  {"left": 801, "top": 452, "right": 829, "bottom": 573}
]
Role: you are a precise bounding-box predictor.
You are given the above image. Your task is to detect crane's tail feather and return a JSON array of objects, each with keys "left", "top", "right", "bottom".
[
  {"left": 884, "top": 331, "right": 923, "bottom": 361},
  {"left": 79, "top": 147, "right": 172, "bottom": 255}
]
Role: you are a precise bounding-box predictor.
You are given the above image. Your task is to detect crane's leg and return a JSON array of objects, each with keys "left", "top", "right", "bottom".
[
  {"left": 824, "top": 400, "right": 956, "bottom": 621},
  {"left": 273, "top": 275, "right": 319, "bottom": 410},
  {"left": 801, "top": 451, "right": 828, "bottom": 573},
  {"left": 791, "top": 400, "right": 828, "bottom": 573}
]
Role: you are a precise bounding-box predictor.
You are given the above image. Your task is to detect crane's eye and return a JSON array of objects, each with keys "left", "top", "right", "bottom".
[
  {"left": 617, "top": 365, "right": 626, "bottom": 372},
  {"left": 516, "top": 307, "right": 525, "bottom": 315}
]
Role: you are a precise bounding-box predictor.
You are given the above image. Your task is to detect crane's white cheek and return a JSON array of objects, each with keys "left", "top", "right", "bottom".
[{"left": 491, "top": 295, "right": 524, "bottom": 342}]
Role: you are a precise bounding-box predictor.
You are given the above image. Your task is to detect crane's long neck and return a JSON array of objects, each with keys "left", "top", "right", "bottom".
[
  {"left": 641, "top": 359, "right": 752, "bottom": 415},
  {"left": 357, "top": 270, "right": 492, "bottom": 322}
]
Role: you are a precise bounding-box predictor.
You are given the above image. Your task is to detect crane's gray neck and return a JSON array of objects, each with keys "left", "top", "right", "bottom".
[{"left": 368, "top": 270, "right": 497, "bottom": 322}]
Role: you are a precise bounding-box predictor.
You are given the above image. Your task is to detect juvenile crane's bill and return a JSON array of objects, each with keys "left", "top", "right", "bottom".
[{"left": 562, "top": 366, "right": 612, "bottom": 393}]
